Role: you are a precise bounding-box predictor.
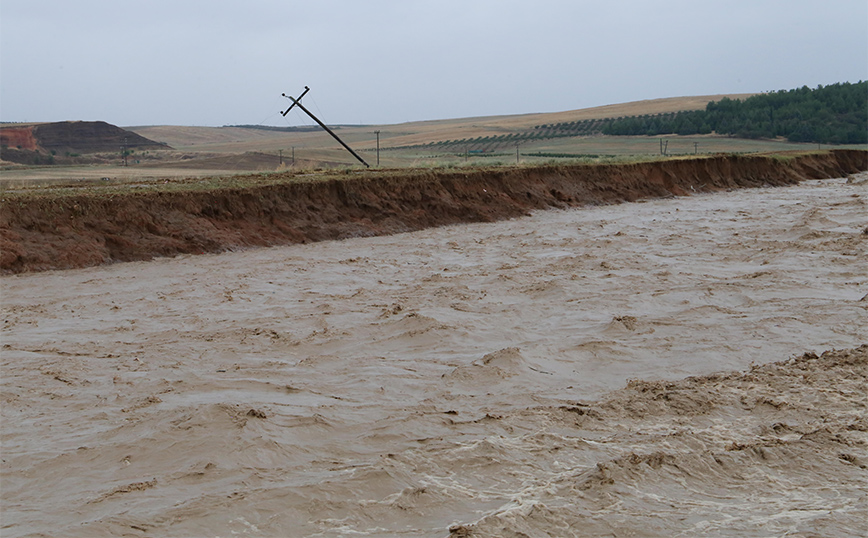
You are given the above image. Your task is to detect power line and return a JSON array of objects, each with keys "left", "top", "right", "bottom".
[{"left": 281, "top": 86, "right": 370, "bottom": 168}]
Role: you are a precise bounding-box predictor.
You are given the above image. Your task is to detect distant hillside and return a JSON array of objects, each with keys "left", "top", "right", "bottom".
[
  {"left": 224, "top": 125, "right": 323, "bottom": 133},
  {"left": 130, "top": 94, "right": 754, "bottom": 153},
  {"left": 0, "top": 121, "right": 169, "bottom": 164},
  {"left": 601, "top": 82, "right": 867, "bottom": 144}
]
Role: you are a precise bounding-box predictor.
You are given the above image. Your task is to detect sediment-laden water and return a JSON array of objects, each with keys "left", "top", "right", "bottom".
[{"left": 2, "top": 175, "right": 866, "bottom": 537}]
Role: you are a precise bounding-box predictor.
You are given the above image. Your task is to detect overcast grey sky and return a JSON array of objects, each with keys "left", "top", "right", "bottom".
[{"left": 1, "top": 0, "right": 866, "bottom": 127}]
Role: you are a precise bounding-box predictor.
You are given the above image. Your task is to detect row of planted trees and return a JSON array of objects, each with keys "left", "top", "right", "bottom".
[{"left": 391, "top": 82, "right": 866, "bottom": 154}]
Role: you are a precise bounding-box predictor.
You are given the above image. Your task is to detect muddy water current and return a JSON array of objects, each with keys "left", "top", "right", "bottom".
[{"left": 2, "top": 176, "right": 867, "bottom": 537}]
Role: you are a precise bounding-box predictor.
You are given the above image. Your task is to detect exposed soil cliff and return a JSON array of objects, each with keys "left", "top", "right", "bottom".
[
  {"left": 0, "top": 126, "right": 39, "bottom": 151},
  {"left": 1, "top": 150, "right": 865, "bottom": 274}
]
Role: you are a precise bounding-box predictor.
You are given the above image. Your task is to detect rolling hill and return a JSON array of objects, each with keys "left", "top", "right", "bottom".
[{"left": 128, "top": 94, "right": 754, "bottom": 153}]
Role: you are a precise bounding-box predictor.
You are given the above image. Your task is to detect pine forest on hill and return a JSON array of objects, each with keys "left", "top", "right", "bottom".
[{"left": 600, "top": 82, "right": 867, "bottom": 144}]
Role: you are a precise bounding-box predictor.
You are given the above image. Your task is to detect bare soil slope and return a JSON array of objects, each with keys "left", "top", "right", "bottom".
[{"left": 1, "top": 150, "right": 865, "bottom": 274}]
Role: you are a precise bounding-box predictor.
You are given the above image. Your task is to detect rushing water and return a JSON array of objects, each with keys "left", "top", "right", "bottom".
[{"left": 2, "top": 176, "right": 866, "bottom": 537}]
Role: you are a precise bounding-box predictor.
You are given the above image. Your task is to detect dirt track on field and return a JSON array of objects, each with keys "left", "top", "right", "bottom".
[
  {"left": 2, "top": 166, "right": 867, "bottom": 536},
  {"left": 2, "top": 151, "right": 865, "bottom": 274}
]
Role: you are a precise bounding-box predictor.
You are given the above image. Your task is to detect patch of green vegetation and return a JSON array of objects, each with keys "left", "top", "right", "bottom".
[{"left": 602, "top": 82, "right": 867, "bottom": 144}]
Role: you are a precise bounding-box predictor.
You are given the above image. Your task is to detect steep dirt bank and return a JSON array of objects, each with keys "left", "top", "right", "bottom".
[
  {"left": 1, "top": 150, "right": 865, "bottom": 274},
  {"left": 0, "top": 126, "right": 39, "bottom": 151}
]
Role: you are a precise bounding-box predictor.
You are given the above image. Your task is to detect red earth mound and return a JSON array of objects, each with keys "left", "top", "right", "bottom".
[{"left": 0, "top": 121, "right": 169, "bottom": 164}]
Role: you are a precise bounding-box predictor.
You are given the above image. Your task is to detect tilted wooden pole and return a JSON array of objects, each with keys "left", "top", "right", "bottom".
[{"left": 281, "top": 86, "right": 369, "bottom": 168}]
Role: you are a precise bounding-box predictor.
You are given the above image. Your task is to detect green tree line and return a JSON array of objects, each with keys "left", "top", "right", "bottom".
[{"left": 601, "top": 82, "right": 867, "bottom": 144}]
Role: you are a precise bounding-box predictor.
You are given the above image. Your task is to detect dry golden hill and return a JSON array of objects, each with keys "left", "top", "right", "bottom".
[{"left": 129, "top": 94, "right": 754, "bottom": 153}]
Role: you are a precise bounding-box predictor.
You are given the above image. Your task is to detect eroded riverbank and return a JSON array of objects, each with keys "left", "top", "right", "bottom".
[{"left": 2, "top": 151, "right": 865, "bottom": 273}]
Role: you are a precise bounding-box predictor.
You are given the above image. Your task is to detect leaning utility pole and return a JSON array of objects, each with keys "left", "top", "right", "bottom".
[{"left": 281, "top": 86, "right": 369, "bottom": 168}]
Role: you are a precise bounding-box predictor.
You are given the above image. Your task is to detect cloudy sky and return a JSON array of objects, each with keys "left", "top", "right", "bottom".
[{"left": 1, "top": 0, "right": 866, "bottom": 127}]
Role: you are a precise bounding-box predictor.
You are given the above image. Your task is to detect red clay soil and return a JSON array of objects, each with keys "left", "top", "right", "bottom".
[
  {"left": 1, "top": 150, "right": 865, "bottom": 274},
  {"left": 0, "top": 127, "right": 39, "bottom": 151}
]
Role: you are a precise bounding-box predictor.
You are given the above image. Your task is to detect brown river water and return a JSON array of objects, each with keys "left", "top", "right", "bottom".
[{"left": 2, "top": 175, "right": 866, "bottom": 537}]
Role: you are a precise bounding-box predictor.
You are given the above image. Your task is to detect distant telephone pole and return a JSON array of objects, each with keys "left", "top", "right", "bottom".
[{"left": 374, "top": 130, "right": 380, "bottom": 166}]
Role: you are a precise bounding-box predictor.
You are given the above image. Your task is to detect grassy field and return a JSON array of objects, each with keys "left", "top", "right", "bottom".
[{"left": 3, "top": 93, "right": 864, "bottom": 185}]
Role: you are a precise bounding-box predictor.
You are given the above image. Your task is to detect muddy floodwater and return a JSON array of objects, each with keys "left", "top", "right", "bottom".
[{"left": 2, "top": 175, "right": 867, "bottom": 537}]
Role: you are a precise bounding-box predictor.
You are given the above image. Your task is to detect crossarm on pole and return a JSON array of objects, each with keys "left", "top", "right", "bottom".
[{"left": 281, "top": 86, "right": 310, "bottom": 117}]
